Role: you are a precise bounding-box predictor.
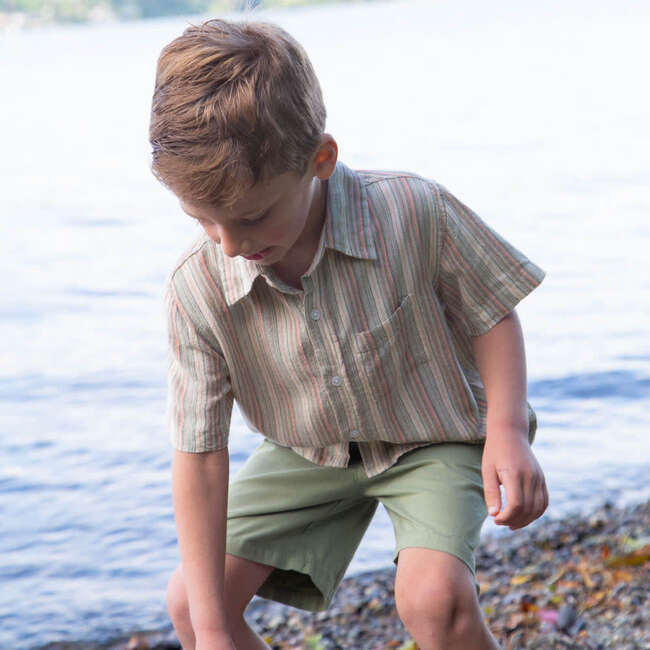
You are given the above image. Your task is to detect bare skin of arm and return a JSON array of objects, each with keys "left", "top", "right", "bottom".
[
  {"left": 172, "top": 447, "right": 235, "bottom": 649},
  {"left": 471, "top": 309, "right": 549, "bottom": 530}
]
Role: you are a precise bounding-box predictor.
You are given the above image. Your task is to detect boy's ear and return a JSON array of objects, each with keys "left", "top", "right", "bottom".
[{"left": 312, "top": 134, "right": 338, "bottom": 180}]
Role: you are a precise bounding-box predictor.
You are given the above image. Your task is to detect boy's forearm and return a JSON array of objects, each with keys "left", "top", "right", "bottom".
[
  {"left": 172, "top": 447, "right": 231, "bottom": 637},
  {"left": 471, "top": 310, "right": 529, "bottom": 437}
]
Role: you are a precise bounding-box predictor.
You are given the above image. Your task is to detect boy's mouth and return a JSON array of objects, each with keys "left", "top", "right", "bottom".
[{"left": 242, "top": 247, "right": 274, "bottom": 261}]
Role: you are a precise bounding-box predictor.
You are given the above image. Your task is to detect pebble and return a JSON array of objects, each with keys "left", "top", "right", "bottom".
[
  {"left": 556, "top": 604, "right": 577, "bottom": 630},
  {"left": 569, "top": 617, "right": 587, "bottom": 635}
]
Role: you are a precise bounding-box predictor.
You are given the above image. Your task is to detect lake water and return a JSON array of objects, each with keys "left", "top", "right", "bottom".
[{"left": 1, "top": 0, "right": 649, "bottom": 647}]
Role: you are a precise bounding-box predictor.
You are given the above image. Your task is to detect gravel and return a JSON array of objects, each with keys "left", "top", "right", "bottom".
[{"left": 37, "top": 499, "right": 649, "bottom": 650}]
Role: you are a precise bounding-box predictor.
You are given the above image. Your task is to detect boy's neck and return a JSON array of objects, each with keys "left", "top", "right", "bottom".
[{"left": 272, "top": 178, "right": 327, "bottom": 286}]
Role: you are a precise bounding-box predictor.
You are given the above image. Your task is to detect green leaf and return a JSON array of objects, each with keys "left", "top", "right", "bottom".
[
  {"left": 305, "top": 634, "right": 326, "bottom": 650},
  {"left": 398, "top": 641, "right": 418, "bottom": 650},
  {"left": 620, "top": 536, "right": 650, "bottom": 553}
]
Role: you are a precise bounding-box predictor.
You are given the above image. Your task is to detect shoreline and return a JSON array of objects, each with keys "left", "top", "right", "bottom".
[
  {"left": 38, "top": 498, "right": 649, "bottom": 649},
  {"left": 0, "top": 0, "right": 379, "bottom": 32}
]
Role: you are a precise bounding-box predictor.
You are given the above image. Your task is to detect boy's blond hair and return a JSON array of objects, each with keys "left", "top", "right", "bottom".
[{"left": 149, "top": 19, "right": 326, "bottom": 206}]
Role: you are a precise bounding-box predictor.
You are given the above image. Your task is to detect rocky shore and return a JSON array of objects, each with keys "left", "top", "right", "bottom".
[{"left": 40, "top": 499, "right": 649, "bottom": 650}]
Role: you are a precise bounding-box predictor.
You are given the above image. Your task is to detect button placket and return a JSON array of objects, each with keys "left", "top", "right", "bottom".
[
  {"left": 302, "top": 273, "right": 355, "bottom": 441},
  {"left": 302, "top": 281, "right": 328, "bottom": 381}
]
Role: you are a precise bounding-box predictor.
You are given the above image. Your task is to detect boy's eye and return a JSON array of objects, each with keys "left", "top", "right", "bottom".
[{"left": 244, "top": 212, "right": 268, "bottom": 225}]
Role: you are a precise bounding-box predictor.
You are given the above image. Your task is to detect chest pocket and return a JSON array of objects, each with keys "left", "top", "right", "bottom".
[{"left": 350, "top": 293, "right": 430, "bottom": 383}]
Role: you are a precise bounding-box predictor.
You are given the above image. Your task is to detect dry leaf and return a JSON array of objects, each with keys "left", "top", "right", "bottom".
[
  {"left": 521, "top": 600, "right": 539, "bottom": 613},
  {"left": 578, "top": 561, "right": 595, "bottom": 588},
  {"left": 547, "top": 567, "right": 567, "bottom": 585},
  {"left": 605, "top": 546, "right": 650, "bottom": 568},
  {"left": 609, "top": 569, "right": 635, "bottom": 585}
]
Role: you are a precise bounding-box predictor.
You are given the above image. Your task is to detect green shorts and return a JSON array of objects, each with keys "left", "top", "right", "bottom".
[{"left": 226, "top": 439, "right": 487, "bottom": 611}]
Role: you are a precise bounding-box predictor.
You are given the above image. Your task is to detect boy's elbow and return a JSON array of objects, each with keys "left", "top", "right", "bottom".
[{"left": 172, "top": 446, "right": 230, "bottom": 477}]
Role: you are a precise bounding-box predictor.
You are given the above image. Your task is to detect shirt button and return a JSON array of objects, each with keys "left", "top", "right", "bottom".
[
  {"left": 350, "top": 430, "right": 360, "bottom": 438},
  {"left": 331, "top": 375, "right": 342, "bottom": 386},
  {"left": 310, "top": 309, "right": 321, "bottom": 321}
]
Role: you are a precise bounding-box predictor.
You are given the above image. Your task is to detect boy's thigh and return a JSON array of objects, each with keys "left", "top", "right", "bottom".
[
  {"left": 226, "top": 439, "right": 378, "bottom": 611},
  {"left": 224, "top": 554, "right": 275, "bottom": 614},
  {"left": 369, "top": 442, "right": 487, "bottom": 577}
]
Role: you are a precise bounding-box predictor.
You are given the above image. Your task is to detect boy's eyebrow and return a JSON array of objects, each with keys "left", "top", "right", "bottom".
[
  {"left": 183, "top": 207, "right": 267, "bottom": 224},
  {"left": 230, "top": 204, "right": 276, "bottom": 224},
  {"left": 237, "top": 199, "right": 276, "bottom": 219},
  {"left": 237, "top": 209, "right": 265, "bottom": 221},
  {"left": 181, "top": 192, "right": 277, "bottom": 223}
]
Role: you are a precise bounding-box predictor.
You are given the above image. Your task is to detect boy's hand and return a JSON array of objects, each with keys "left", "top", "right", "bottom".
[{"left": 481, "top": 430, "right": 548, "bottom": 530}]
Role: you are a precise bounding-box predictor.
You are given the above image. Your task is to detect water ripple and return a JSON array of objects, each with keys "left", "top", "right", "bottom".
[
  {"left": 0, "top": 372, "right": 164, "bottom": 403},
  {"left": 64, "top": 287, "right": 150, "bottom": 298},
  {"left": 530, "top": 370, "right": 650, "bottom": 401}
]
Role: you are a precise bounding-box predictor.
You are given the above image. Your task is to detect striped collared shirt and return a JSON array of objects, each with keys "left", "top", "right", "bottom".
[{"left": 165, "top": 162, "right": 544, "bottom": 476}]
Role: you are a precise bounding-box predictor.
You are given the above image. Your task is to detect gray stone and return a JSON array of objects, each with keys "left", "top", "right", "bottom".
[{"left": 557, "top": 603, "right": 577, "bottom": 630}]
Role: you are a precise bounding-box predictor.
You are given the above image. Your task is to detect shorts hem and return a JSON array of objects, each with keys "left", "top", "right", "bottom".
[
  {"left": 226, "top": 540, "right": 338, "bottom": 612},
  {"left": 392, "top": 533, "right": 480, "bottom": 597},
  {"left": 392, "top": 533, "right": 476, "bottom": 576}
]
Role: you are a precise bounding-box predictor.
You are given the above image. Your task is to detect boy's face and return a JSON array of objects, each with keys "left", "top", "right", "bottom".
[{"left": 180, "top": 169, "right": 326, "bottom": 269}]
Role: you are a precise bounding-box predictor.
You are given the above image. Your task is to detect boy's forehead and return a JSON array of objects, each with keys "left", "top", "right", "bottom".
[{"left": 181, "top": 171, "right": 300, "bottom": 220}]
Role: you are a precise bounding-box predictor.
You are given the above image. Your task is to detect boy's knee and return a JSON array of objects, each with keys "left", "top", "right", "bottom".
[
  {"left": 166, "top": 565, "right": 190, "bottom": 624},
  {"left": 396, "top": 579, "right": 468, "bottom": 633},
  {"left": 395, "top": 552, "right": 478, "bottom": 640},
  {"left": 166, "top": 557, "right": 266, "bottom": 627}
]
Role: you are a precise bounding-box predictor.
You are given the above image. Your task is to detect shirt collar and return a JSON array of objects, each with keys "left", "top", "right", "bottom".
[
  {"left": 222, "top": 161, "right": 376, "bottom": 306},
  {"left": 322, "top": 161, "right": 377, "bottom": 261}
]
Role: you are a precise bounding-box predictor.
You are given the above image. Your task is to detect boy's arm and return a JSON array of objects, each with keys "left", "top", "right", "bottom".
[
  {"left": 471, "top": 309, "right": 548, "bottom": 530},
  {"left": 172, "top": 447, "right": 235, "bottom": 649}
]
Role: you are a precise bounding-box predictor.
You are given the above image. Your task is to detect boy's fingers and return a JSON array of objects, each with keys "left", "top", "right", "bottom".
[
  {"left": 521, "top": 475, "right": 546, "bottom": 526},
  {"left": 482, "top": 466, "right": 502, "bottom": 516},
  {"left": 503, "top": 474, "right": 546, "bottom": 529},
  {"left": 534, "top": 477, "right": 549, "bottom": 519},
  {"left": 494, "top": 471, "right": 523, "bottom": 525}
]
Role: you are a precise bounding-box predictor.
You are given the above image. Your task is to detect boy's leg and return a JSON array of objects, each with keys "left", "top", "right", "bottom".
[
  {"left": 166, "top": 555, "right": 273, "bottom": 650},
  {"left": 368, "top": 442, "right": 496, "bottom": 649},
  {"left": 394, "top": 548, "right": 499, "bottom": 650},
  {"left": 224, "top": 554, "right": 274, "bottom": 649}
]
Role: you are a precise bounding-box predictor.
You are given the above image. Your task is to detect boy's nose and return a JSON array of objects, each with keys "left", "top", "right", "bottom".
[{"left": 218, "top": 229, "right": 251, "bottom": 258}]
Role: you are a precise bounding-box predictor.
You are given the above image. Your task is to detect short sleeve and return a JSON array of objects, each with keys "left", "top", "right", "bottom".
[
  {"left": 435, "top": 185, "right": 545, "bottom": 336},
  {"left": 165, "top": 281, "right": 233, "bottom": 452}
]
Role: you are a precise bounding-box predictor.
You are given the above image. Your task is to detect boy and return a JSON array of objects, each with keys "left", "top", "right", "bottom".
[{"left": 150, "top": 19, "right": 548, "bottom": 650}]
